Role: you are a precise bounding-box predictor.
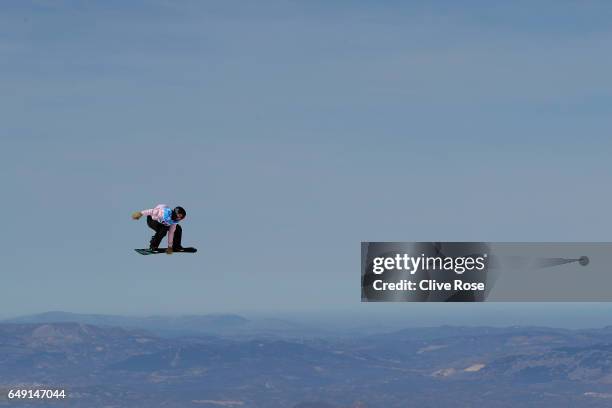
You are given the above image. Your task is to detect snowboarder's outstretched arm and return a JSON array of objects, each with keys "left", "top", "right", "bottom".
[{"left": 132, "top": 205, "right": 164, "bottom": 220}]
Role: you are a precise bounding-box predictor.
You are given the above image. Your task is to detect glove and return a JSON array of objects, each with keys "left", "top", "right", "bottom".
[
  {"left": 166, "top": 248, "right": 173, "bottom": 255},
  {"left": 132, "top": 211, "right": 143, "bottom": 220}
]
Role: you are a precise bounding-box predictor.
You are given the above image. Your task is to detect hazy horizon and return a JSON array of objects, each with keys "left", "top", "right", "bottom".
[{"left": 6, "top": 303, "right": 612, "bottom": 331}]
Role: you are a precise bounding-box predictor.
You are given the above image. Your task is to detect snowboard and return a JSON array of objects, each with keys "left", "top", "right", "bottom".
[{"left": 135, "top": 247, "right": 197, "bottom": 255}]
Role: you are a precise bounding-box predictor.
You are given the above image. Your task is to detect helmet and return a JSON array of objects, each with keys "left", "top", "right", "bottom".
[{"left": 171, "top": 206, "right": 186, "bottom": 221}]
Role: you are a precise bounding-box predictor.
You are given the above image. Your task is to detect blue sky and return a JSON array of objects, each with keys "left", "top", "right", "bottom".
[{"left": 2, "top": 1, "right": 612, "bottom": 324}]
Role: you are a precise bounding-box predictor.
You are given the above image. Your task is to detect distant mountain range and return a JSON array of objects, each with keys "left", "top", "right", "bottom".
[
  {"left": 2, "top": 315, "right": 612, "bottom": 407},
  {"left": 3, "top": 311, "right": 317, "bottom": 339}
]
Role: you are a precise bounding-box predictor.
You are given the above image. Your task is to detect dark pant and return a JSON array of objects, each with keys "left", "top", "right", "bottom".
[{"left": 147, "top": 216, "right": 182, "bottom": 249}]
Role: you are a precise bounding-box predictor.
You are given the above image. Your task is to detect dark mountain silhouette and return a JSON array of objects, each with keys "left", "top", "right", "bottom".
[{"left": 3, "top": 311, "right": 314, "bottom": 338}]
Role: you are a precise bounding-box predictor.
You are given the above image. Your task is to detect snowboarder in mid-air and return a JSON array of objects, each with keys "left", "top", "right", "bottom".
[{"left": 132, "top": 204, "right": 195, "bottom": 255}]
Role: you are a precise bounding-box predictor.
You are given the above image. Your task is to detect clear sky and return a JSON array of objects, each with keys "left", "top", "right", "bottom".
[{"left": 3, "top": 1, "right": 612, "bottom": 324}]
